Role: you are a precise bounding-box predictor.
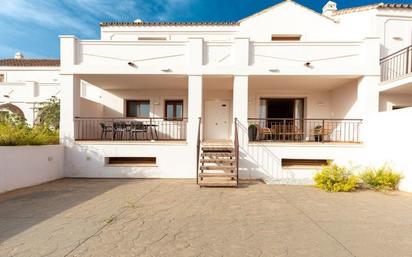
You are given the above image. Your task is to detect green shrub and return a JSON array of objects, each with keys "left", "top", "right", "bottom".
[
  {"left": 0, "top": 123, "right": 59, "bottom": 146},
  {"left": 360, "top": 165, "right": 403, "bottom": 191},
  {"left": 314, "top": 163, "right": 359, "bottom": 192}
]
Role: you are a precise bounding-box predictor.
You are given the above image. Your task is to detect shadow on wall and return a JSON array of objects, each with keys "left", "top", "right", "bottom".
[{"left": 237, "top": 122, "right": 282, "bottom": 180}]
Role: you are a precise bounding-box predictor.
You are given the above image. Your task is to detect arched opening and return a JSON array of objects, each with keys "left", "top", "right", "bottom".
[{"left": 0, "top": 103, "right": 25, "bottom": 119}]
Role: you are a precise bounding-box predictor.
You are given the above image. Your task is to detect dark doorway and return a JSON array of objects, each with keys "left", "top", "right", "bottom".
[{"left": 267, "top": 99, "right": 295, "bottom": 118}]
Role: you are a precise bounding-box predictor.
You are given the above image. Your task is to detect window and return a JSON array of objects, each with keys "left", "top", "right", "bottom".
[
  {"left": 126, "top": 100, "right": 150, "bottom": 117},
  {"left": 165, "top": 100, "right": 183, "bottom": 120},
  {"left": 0, "top": 74, "right": 4, "bottom": 83},
  {"left": 271, "top": 34, "right": 301, "bottom": 41}
]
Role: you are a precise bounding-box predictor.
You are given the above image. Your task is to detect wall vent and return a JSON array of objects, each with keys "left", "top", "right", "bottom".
[{"left": 105, "top": 157, "right": 156, "bottom": 166}]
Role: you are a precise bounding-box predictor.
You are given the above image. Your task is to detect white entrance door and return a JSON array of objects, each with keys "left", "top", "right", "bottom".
[{"left": 205, "top": 100, "right": 230, "bottom": 140}]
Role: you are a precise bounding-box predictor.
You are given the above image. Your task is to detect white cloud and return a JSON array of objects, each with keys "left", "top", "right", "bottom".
[
  {"left": 0, "top": 0, "right": 198, "bottom": 58},
  {"left": 0, "top": 0, "right": 96, "bottom": 36}
]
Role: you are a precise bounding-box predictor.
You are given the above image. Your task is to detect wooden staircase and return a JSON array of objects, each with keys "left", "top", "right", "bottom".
[{"left": 197, "top": 142, "right": 238, "bottom": 187}]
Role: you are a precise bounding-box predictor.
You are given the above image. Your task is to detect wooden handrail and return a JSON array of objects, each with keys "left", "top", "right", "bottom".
[
  {"left": 380, "top": 45, "right": 412, "bottom": 62},
  {"left": 196, "top": 117, "right": 201, "bottom": 185},
  {"left": 234, "top": 118, "right": 240, "bottom": 187},
  {"left": 380, "top": 45, "right": 412, "bottom": 81}
]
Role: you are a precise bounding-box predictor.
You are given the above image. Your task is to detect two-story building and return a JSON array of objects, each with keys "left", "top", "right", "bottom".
[{"left": 53, "top": 0, "right": 412, "bottom": 186}]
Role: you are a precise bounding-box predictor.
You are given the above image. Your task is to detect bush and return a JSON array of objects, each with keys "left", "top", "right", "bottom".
[
  {"left": 314, "top": 163, "right": 359, "bottom": 192},
  {"left": 360, "top": 165, "right": 403, "bottom": 191},
  {"left": 35, "top": 97, "right": 60, "bottom": 131},
  {"left": 0, "top": 117, "right": 59, "bottom": 146}
]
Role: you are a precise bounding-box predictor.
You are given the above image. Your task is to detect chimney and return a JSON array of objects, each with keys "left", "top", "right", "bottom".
[
  {"left": 322, "top": 1, "right": 337, "bottom": 17},
  {"left": 14, "top": 52, "right": 24, "bottom": 60}
]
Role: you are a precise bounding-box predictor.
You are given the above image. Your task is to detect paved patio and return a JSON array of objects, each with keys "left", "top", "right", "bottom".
[{"left": 0, "top": 179, "right": 412, "bottom": 257}]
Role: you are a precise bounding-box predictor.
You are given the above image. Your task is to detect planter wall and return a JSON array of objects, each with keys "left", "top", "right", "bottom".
[{"left": 0, "top": 145, "right": 64, "bottom": 194}]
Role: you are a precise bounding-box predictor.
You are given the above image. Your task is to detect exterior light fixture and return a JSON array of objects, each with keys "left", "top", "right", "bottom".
[
  {"left": 304, "top": 62, "right": 313, "bottom": 68},
  {"left": 128, "top": 62, "right": 138, "bottom": 68},
  {"left": 161, "top": 68, "right": 172, "bottom": 72},
  {"left": 268, "top": 68, "right": 280, "bottom": 73},
  {"left": 3, "top": 95, "right": 10, "bottom": 98}
]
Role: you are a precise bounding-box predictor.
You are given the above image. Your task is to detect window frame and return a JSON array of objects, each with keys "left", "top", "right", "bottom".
[
  {"left": 164, "top": 100, "right": 184, "bottom": 121},
  {"left": 125, "top": 100, "right": 151, "bottom": 118}
]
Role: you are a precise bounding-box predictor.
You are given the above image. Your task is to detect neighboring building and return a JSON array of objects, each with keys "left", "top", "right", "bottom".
[
  {"left": 0, "top": 53, "right": 60, "bottom": 125},
  {"left": 10, "top": 0, "right": 412, "bottom": 186}
]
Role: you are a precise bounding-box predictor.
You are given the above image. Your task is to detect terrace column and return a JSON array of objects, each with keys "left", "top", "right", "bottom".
[
  {"left": 59, "top": 35, "right": 80, "bottom": 144},
  {"left": 232, "top": 37, "right": 250, "bottom": 141},
  {"left": 232, "top": 76, "right": 249, "bottom": 140},
  {"left": 187, "top": 75, "right": 203, "bottom": 146},
  {"left": 59, "top": 75, "right": 81, "bottom": 143},
  {"left": 358, "top": 37, "right": 380, "bottom": 141}
]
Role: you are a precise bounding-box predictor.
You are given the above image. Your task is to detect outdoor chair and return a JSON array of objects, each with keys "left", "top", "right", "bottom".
[
  {"left": 255, "top": 124, "right": 272, "bottom": 141},
  {"left": 271, "top": 123, "right": 304, "bottom": 141},
  {"left": 113, "top": 121, "right": 127, "bottom": 140},
  {"left": 99, "top": 122, "right": 113, "bottom": 140},
  {"left": 130, "top": 121, "right": 148, "bottom": 140},
  {"left": 311, "top": 123, "right": 333, "bottom": 142}
]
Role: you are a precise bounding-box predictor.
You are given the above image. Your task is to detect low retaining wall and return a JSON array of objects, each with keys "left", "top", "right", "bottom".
[{"left": 0, "top": 145, "right": 64, "bottom": 194}]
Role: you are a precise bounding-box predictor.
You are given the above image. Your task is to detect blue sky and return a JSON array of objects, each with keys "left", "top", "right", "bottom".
[{"left": 0, "top": 0, "right": 409, "bottom": 59}]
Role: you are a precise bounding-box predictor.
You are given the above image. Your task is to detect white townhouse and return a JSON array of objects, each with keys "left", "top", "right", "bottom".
[
  {"left": 56, "top": 0, "right": 412, "bottom": 187},
  {"left": 0, "top": 53, "right": 60, "bottom": 125}
]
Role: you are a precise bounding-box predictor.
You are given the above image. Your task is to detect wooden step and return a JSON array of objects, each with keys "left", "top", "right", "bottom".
[
  {"left": 198, "top": 180, "right": 238, "bottom": 187},
  {"left": 201, "top": 152, "right": 235, "bottom": 158},
  {"left": 202, "top": 147, "right": 234, "bottom": 152},
  {"left": 199, "top": 172, "right": 237, "bottom": 178},
  {"left": 200, "top": 159, "right": 235, "bottom": 164},
  {"left": 200, "top": 166, "right": 234, "bottom": 171}
]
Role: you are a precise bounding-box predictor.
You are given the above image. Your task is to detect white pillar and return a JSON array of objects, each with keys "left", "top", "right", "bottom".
[
  {"left": 59, "top": 35, "right": 80, "bottom": 144},
  {"left": 59, "top": 75, "right": 80, "bottom": 143},
  {"left": 357, "top": 76, "right": 380, "bottom": 118},
  {"left": 187, "top": 75, "right": 203, "bottom": 146},
  {"left": 59, "top": 35, "right": 78, "bottom": 67},
  {"left": 233, "top": 75, "right": 249, "bottom": 140},
  {"left": 187, "top": 38, "right": 203, "bottom": 74},
  {"left": 233, "top": 37, "right": 250, "bottom": 67}
]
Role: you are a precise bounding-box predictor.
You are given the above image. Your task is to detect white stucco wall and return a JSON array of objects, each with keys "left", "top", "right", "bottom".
[
  {"left": 0, "top": 145, "right": 64, "bottom": 194},
  {"left": 379, "top": 93, "right": 412, "bottom": 111},
  {"left": 364, "top": 107, "right": 412, "bottom": 192},
  {"left": 65, "top": 142, "right": 194, "bottom": 178},
  {"left": 0, "top": 68, "right": 60, "bottom": 84}
]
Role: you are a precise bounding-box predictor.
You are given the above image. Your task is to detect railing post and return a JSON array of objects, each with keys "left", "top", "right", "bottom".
[
  {"left": 111, "top": 118, "right": 114, "bottom": 141},
  {"left": 321, "top": 119, "right": 325, "bottom": 143}
]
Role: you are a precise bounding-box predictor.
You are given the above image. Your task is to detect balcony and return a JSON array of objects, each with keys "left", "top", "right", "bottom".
[
  {"left": 74, "top": 117, "right": 187, "bottom": 141},
  {"left": 248, "top": 118, "right": 362, "bottom": 143},
  {"left": 380, "top": 45, "right": 412, "bottom": 82}
]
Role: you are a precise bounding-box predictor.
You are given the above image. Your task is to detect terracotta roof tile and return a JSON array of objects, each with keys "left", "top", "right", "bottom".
[
  {"left": 0, "top": 59, "right": 60, "bottom": 67},
  {"left": 100, "top": 21, "right": 239, "bottom": 27},
  {"left": 333, "top": 3, "right": 412, "bottom": 15}
]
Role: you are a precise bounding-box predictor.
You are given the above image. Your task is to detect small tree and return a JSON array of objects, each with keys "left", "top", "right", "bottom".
[{"left": 36, "top": 97, "right": 60, "bottom": 131}]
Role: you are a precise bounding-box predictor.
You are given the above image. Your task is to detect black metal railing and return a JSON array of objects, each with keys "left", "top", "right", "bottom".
[
  {"left": 74, "top": 117, "right": 187, "bottom": 141},
  {"left": 380, "top": 45, "right": 412, "bottom": 81},
  {"left": 248, "top": 118, "right": 362, "bottom": 143}
]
